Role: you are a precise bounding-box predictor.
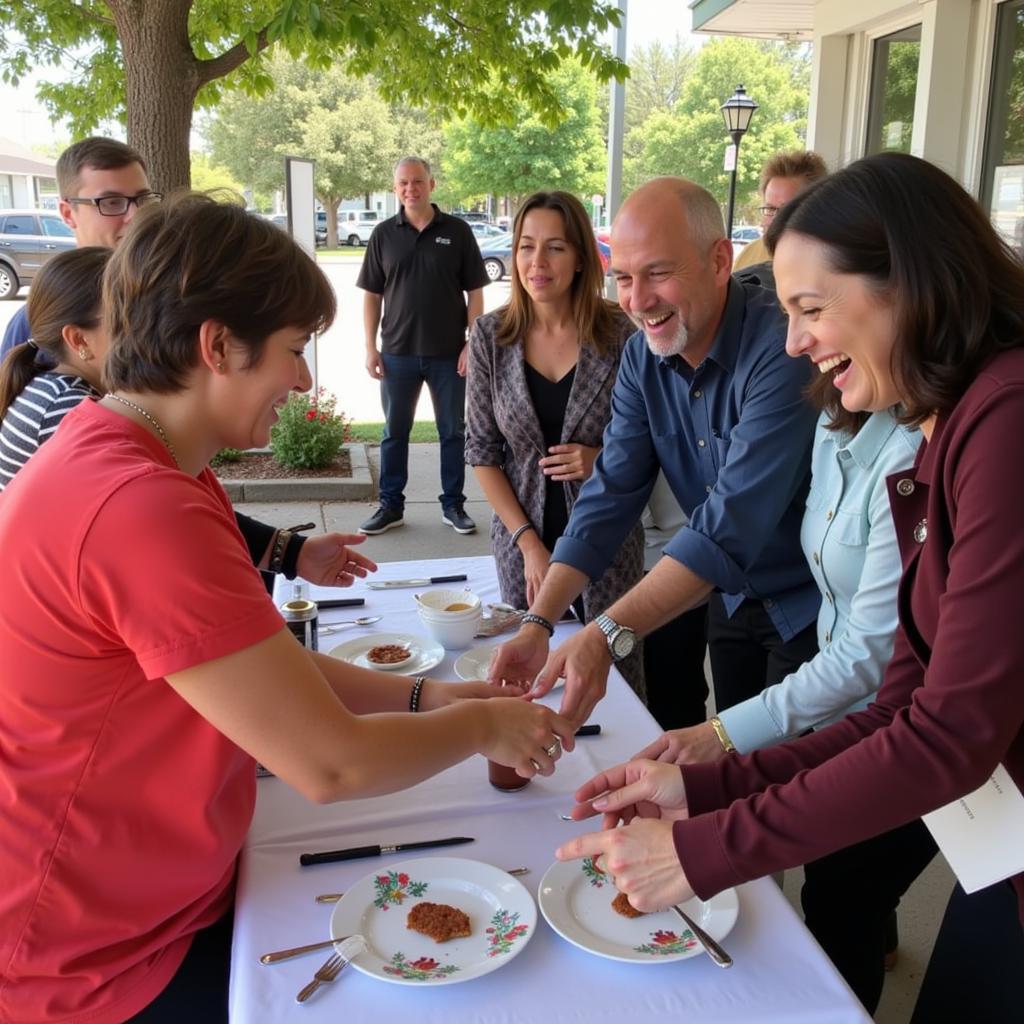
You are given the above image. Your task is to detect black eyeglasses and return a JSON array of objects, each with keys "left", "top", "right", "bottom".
[
  {"left": 64, "top": 192, "right": 164, "bottom": 216},
  {"left": 758, "top": 205, "right": 781, "bottom": 219}
]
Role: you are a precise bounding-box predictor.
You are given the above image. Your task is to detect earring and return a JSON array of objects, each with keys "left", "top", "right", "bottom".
[
  {"left": 217, "top": 361, "right": 225, "bottom": 371},
  {"left": 78, "top": 346, "right": 90, "bottom": 360}
]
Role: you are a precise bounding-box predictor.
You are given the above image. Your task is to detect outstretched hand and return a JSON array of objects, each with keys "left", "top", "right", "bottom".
[
  {"left": 633, "top": 722, "right": 726, "bottom": 766},
  {"left": 296, "top": 533, "right": 377, "bottom": 588},
  {"left": 567, "top": 757, "right": 689, "bottom": 830}
]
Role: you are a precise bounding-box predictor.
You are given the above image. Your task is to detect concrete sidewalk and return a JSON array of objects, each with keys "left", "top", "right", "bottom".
[{"left": 234, "top": 442, "right": 493, "bottom": 562}]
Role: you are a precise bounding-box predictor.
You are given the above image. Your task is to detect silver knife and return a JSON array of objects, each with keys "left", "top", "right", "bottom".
[{"left": 366, "top": 574, "right": 467, "bottom": 589}]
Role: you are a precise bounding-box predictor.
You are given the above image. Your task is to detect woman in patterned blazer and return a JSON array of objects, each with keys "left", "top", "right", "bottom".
[{"left": 465, "top": 191, "right": 645, "bottom": 696}]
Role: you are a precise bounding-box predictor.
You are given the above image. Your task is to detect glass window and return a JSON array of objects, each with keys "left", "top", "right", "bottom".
[
  {"left": 1, "top": 215, "right": 36, "bottom": 235},
  {"left": 981, "top": 1, "right": 1024, "bottom": 257},
  {"left": 0, "top": 175, "right": 12, "bottom": 208},
  {"left": 40, "top": 216, "right": 73, "bottom": 237},
  {"left": 865, "top": 25, "right": 922, "bottom": 155}
]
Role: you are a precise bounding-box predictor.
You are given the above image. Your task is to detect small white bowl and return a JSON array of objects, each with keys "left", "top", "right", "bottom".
[
  {"left": 415, "top": 589, "right": 482, "bottom": 618},
  {"left": 364, "top": 642, "right": 417, "bottom": 672},
  {"left": 417, "top": 605, "right": 482, "bottom": 650}
]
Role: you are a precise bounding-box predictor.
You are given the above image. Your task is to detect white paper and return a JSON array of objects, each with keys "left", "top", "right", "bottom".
[{"left": 922, "top": 764, "right": 1024, "bottom": 893}]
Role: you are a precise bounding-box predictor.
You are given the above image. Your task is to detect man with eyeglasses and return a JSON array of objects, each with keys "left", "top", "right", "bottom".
[
  {"left": 1, "top": 137, "right": 161, "bottom": 358},
  {"left": 732, "top": 150, "right": 828, "bottom": 279}
]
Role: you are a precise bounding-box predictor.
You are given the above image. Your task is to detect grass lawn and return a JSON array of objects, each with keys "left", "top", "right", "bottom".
[
  {"left": 348, "top": 421, "right": 439, "bottom": 443},
  {"left": 317, "top": 247, "right": 366, "bottom": 260}
]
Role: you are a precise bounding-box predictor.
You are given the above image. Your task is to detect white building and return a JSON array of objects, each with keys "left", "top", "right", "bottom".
[
  {"left": 0, "top": 137, "right": 58, "bottom": 209},
  {"left": 690, "top": 0, "right": 1024, "bottom": 252}
]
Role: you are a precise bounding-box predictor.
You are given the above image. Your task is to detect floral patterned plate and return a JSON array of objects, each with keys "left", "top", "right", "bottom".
[
  {"left": 329, "top": 856, "right": 536, "bottom": 986},
  {"left": 537, "top": 857, "right": 739, "bottom": 964}
]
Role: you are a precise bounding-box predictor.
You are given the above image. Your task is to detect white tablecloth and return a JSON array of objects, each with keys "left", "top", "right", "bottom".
[{"left": 230, "top": 556, "right": 868, "bottom": 1023}]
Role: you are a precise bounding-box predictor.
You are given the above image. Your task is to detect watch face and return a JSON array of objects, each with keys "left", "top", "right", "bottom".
[{"left": 612, "top": 629, "right": 636, "bottom": 659}]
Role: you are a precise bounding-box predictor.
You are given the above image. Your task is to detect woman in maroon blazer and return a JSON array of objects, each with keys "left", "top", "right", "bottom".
[{"left": 559, "top": 153, "right": 1024, "bottom": 1020}]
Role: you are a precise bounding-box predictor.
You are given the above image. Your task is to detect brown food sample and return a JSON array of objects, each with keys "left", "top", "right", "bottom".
[
  {"left": 611, "top": 891, "right": 646, "bottom": 918},
  {"left": 407, "top": 902, "right": 472, "bottom": 942},
  {"left": 367, "top": 644, "right": 411, "bottom": 664}
]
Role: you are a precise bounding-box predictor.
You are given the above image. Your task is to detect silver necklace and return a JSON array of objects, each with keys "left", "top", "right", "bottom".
[{"left": 107, "top": 393, "right": 179, "bottom": 467}]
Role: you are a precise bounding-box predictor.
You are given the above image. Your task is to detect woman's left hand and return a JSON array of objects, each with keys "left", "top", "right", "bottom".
[
  {"left": 295, "top": 533, "right": 378, "bottom": 587},
  {"left": 556, "top": 818, "right": 695, "bottom": 913},
  {"left": 419, "top": 679, "right": 529, "bottom": 711},
  {"left": 539, "top": 443, "right": 600, "bottom": 482}
]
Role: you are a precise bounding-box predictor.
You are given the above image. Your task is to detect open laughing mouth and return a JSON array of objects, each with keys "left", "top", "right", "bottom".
[{"left": 817, "top": 353, "right": 852, "bottom": 379}]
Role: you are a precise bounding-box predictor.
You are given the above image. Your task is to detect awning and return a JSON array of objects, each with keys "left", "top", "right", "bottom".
[{"left": 689, "top": 0, "right": 815, "bottom": 41}]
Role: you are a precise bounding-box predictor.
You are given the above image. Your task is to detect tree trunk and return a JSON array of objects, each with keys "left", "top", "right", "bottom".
[
  {"left": 110, "top": 1, "right": 201, "bottom": 193},
  {"left": 322, "top": 195, "right": 341, "bottom": 249}
]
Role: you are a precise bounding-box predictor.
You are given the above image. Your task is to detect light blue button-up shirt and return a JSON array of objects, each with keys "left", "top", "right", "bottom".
[{"left": 717, "top": 409, "right": 922, "bottom": 753}]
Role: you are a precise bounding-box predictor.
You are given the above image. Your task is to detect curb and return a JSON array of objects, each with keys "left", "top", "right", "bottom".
[{"left": 219, "top": 444, "right": 374, "bottom": 502}]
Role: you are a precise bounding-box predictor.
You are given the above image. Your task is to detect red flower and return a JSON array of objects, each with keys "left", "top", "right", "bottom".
[
  {"left": 305, "top": 410, "right": 317, "bottom": 421},
  {"left": 377, "top": 875, "right": 389, "bottom": 884},
  {"left": 319, "top": 412, "right": 328, "bottom": 422},
  {"left": 410, "top": 957, "right": 439, "bottom": 970},
  {"left": 506, "top": 925, "right": 527, "bottom": 940},
  {"left": 397, "top": 873, "right": 409, "bottom": 885},
  {"left": 651, "top": 930, "right": 679, "bottom": 946}
]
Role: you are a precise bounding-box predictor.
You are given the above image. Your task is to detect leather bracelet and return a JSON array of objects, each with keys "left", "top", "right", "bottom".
[
  {"left": 409, "top": 676, "right": 426, "bottom": 712},
  {"left": 268, "top": 530, "right": 291, "bottom": 574},
  {"left": 709, "top": 716, "right": 737, "bottom": 754},
  {"left": 510, "top": 522, "right": 535, "bottom": 547},
  {"left": 281, "top": 532, "right": 306, "bottom": 580},
  {"left": 522, "top": 613, "right": 554, "bottom": 637}
]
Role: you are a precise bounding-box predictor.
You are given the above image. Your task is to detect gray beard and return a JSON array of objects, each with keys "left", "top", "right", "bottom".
[{"left": 641, "top": 318, "right": 689, "bottom": 359}]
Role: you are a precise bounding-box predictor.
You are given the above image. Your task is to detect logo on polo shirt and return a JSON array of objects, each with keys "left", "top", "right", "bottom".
[{"left": 435, "top": 236, "right": 452, "bottom": 245}]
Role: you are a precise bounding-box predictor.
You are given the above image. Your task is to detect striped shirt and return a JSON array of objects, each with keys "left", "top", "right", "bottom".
[{"left": 0, "top": 372, "right": 97, "bottom": 491}]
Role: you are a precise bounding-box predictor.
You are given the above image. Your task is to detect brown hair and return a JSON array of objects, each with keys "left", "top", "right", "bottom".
[
  {"left": 767, "top": 152, "right": 1024, "bottom": 425},
  {"left": 496, "top": 191, "right": 619, "bottom": 355},
  {"left": 57, "top": 137, "right": 147, "bottom": 197},
  {"left": 759, "top": 151, "right": 828, "bottom": 195},
  {"left": 103, "top": 191, "right": 336, "bottom": 394},
  {"left": 0, "top": 247, "right": 110, "bottom": 422}
]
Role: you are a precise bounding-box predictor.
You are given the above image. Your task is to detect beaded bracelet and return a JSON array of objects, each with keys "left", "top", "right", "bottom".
[
  {"left": 409, "top": 676, "right": 426, "bottom": 712},
  {"left": 521, "top": 613, "right": 555, "bottom": 637},
  {"left": 510, "top": 522, "right": 535, "bottom": 547}
]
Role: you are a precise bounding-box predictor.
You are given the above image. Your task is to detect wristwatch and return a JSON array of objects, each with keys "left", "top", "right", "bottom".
[{"left": 594, "top": 613, "right": 637, "bottom": 661}]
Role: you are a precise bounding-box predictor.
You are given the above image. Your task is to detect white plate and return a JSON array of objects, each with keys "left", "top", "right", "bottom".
[
  {"left": 327, "top": 632, "right": 444, "bottom": 676},
  {"left": 538, "top": 857, "right": 739, "bottom": 963},
  {"left": 330, "top": 857, "right": 536, "bottom": 985},
  {"left": 454, "top": 643, "right": 564, "bottom": 690}
]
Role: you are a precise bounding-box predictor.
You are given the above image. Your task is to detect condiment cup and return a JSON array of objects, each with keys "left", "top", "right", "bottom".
[
  {"left": 417, "top": 605, "right": 482, "bottom": 650},
  {"left": 414, "top": 588, "right": 482, "bottom": 618}
]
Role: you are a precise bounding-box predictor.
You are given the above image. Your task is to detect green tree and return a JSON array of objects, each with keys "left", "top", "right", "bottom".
[
  {"left": 190, "top": 152, "right": 245, "bottom": 196},
  {"left": 443, "top": 59, "right": 606, "bottom": 211},
  {"left": 0, "top": 1, "right": 626, "bottom": 195},
  {"left": 205, "top": 57, "right": 442, "bottom": 245},
  {"left": 627, "top": 38, "right": 810, "bottom": 219}
]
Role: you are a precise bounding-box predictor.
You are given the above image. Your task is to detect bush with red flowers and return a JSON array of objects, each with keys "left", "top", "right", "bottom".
[{"left": 270, "top": 387, "right": 350, "bottom": 470}]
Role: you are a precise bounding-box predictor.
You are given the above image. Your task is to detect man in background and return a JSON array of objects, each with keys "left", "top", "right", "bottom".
[
  {"left": 357, "top": 157, "right": 488, "bottom": 536},
  {"left": 732, "top": 150, "right": 828, "bottom": 285}
]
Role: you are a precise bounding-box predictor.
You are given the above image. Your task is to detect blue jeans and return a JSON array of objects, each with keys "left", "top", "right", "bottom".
[{"left": 379, "top": 353, "right": 466, "bottom": 512}]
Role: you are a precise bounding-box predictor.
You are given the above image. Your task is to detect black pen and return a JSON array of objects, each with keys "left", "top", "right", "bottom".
[
  {"left": 300, "top": 836, "right": 474, "bottom": 866},
  {"left": 574, "top": 724, "right": 601, "bottom": 737},
  {"left": 316, "top": 598, "right": 365, "bottom": 609}
]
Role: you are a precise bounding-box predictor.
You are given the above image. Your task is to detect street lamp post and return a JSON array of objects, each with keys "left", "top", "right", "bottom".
[{"left": 720, "top": 84, "right": 759, "bottom": 239}]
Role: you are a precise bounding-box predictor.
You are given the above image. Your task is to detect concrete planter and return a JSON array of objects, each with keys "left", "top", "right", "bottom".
[{"left": 218, "top": 443, "right": 374, "bottom": 502}]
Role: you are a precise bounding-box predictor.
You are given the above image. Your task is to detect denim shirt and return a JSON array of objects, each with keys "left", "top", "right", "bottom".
[
  {"left": 718, "top": 410, "right": 922, "bottom": 753},
  {"left": 552, "top": 280, "right": 820, "bottom": 641}
]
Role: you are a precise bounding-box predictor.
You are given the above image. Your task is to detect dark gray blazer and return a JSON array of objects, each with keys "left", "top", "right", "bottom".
[{"left": 465, "top": 309, "right": 645, "bottom": 696}]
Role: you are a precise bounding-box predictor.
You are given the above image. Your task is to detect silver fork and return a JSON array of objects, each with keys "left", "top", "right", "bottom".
[{"left": 295, "top": 936, "right": 365, "bottom": 1002}]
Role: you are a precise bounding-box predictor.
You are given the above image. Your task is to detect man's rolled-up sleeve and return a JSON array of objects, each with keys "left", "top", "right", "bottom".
[
  {"left": 551, "top": 342, "right": 659, "bottom": 581},
  {"left": 664, "top": 344, "right": 815, "bottom": 594}
]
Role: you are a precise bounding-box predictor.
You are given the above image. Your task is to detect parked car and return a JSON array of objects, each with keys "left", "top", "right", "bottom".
[
  {"left": 0, "top": 209, "right": 76, "bottom": 300},
  {"left": 339, "top": 209, "right": 380, "bottom": 225},
  {"left": 479, "top": 233, "right": 611, "bottom": 282},
  {"left": 266, "top": 212, "right": 327, "bottom": 246},
  {"left": 339, "top": 220, "right": 375, "bottom": 247},
  {"left": 478, "top": 233, "right": 515, "bottom": 282},
  {"left": 452, "top": 210, "right": 491, "bottom": 224},
  {"left": 470, "top": 222, "right": 507, "bottom": 242},
  {"left": 730, "top": 224, "right": 762, "bottom": 259}
]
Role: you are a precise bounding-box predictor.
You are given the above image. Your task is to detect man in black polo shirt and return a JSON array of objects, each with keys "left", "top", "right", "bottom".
[{"left": 357, "top": 156, "right": 489, "bottom": 535}]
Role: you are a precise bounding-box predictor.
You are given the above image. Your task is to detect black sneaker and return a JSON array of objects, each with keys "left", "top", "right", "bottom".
[
  {"left": 442, "top": 505, "right": 476, "bottom": 534},
  {"left": 359, "top": 506, "right": 404, "bottom": 535}
]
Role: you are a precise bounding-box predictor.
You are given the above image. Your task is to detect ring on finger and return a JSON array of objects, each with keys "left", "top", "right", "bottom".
[
  {"left": 544, "top": 738, "right": 560, "bottom": 758},
  {"left": 529, "top": 758, "right": 542, "bottom": 772}
]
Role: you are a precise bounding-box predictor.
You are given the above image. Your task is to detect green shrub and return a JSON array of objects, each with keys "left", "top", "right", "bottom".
[{"left": 270, "top": 388, "right": 350, "bottom": 470}]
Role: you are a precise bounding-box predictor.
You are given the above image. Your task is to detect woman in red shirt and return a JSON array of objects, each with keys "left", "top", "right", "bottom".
[{"left": 559, "top": 152, "right": 1024, "bottom": 1020}]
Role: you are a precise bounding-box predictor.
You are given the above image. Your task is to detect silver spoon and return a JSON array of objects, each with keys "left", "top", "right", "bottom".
[
  {"left": 319, "top": 615, "right": 382, "bottom": 635},
  {"left": 671, "top": 904, "right": 733, "bottom": 968}
]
